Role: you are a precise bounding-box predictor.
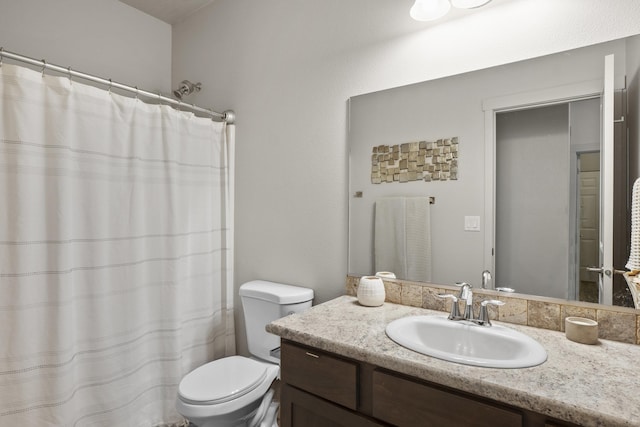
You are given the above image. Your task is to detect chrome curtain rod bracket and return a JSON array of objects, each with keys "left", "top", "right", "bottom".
[
  {"left": 0, "top": 47, "right": 234, "bottom": 123},
  {"left": 223, "top": 110, "right": 236, "bottom": 124}
]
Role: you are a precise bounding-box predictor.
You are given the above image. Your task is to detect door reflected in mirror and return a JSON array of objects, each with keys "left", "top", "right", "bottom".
[
  {"left": 578, "top": 151, "right": 601, "bottom": 303},
  {"left": 493, "top": 99, "right": 629, "bottom": 306}
]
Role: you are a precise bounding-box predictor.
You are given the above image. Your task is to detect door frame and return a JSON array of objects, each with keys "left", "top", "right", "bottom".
[
  {"left": 482, "top": 80, "right": 603, "bottom": 288},
  {"left": 574, "top": 149, "right": 601, "bottom": 301}
]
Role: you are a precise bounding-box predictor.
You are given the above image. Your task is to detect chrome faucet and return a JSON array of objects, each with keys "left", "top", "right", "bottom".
[
  {"left": 438, "top": 282, "right": 505, "bottom": 326},
  {"left": 437, "top": 282, "right": 473, "bottom": 321},
  {"left": 481, "top": 270, "right": 492, "bottom": 289},
  {"left": 481, "top": 269, "right": 516, "bottom": 293}
]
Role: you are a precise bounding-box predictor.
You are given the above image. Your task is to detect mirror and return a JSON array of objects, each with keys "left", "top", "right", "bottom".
[{"left": 348, "top": 35, "right": 640, "bottom": 308}]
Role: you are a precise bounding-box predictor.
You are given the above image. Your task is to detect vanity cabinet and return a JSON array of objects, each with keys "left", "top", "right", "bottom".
[{"left": 279, "top": 340, "right": 579, "bottom": 427}]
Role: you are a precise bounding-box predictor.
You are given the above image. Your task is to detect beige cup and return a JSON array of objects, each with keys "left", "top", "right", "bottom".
[{"left": 565, "top": 317, "right": 599, "bottom": 345}]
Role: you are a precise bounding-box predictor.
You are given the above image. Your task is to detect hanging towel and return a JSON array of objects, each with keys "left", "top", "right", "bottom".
[
  {"left": 627, "top": 178, "right": 640, "bottom": 270},
  {"left": 374, "top": 197, "right": 432, "bottom": 282}
]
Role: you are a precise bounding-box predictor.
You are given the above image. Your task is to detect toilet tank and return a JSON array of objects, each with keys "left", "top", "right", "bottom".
[{"left": 239, "top": 280, "right": 313, "bottom": 364}]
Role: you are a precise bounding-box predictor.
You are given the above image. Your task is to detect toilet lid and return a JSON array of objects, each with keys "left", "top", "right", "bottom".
[{"left": 178, "top": 356, "right": 269, "bottom": 405}]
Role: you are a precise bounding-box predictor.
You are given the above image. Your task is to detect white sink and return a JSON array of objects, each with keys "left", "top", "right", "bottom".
[{"left": 386, "top": 315, "right": 547, "bottom": 369}]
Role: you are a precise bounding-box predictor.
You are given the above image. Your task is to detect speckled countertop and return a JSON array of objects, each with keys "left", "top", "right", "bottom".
[{"left": 267, "top": 295, "right": 640, "bottom": 427}]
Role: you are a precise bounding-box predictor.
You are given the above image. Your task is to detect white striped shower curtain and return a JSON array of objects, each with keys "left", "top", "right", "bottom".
[{"left": 0, "top": 63, "right": 235, "bottom": 426}]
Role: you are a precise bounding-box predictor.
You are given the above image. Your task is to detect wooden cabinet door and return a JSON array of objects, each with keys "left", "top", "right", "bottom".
[
  {"left": 373, "top": 370, "right": 522, "bottom": 427},
  {"left": 280, "top": 384, "right": 387, "bottom": 427},
  {"left": 544, "top": 422, "right": 580, "bottom": 427}
]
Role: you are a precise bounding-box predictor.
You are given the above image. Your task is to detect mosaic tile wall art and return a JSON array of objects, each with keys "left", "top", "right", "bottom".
[{"left": 371, "top": 137, "right": 459, "bottom": 184}]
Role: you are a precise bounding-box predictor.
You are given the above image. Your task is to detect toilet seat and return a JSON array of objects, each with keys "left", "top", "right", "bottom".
[
  {"left": 176, "top": 356, "right": 280, "bottom": 422},
  {"left": 178, "top": 356, "right": 269, "bottom": 405}
]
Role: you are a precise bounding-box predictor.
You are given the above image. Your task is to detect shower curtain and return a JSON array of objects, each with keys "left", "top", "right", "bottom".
[{"left": 0, "top": 63, "right": 235, "bottom": 426}]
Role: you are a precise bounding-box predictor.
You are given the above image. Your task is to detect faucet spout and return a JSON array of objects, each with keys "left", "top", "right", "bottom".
[
  {"left": 455, "top": 282, "right": 472, "bottom": 299},
  {"left": 481, "top": 270, "right": 492, "bottom": 289}
]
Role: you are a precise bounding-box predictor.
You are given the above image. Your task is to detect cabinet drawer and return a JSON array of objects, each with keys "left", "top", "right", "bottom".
[
  {"left": 281, "top": 341, "right": 358, "bottom": 410},
  {"left": 373, "top": 370, "right": 522, "bottom": 427}
]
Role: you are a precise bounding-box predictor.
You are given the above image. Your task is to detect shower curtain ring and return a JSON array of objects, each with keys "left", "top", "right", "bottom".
[
  {"left": 135, "top": 86, "right": 139, "bottom": 100},
  {"left": 108, "top": 79, "right": 112, "bottom": 94},
  {"left": 0, "top": 48, "right": 4, "bottom": 67},
  {"left": 67, "top": 66, "right": 72, "bottom": 84},
  {"left": 41, "top": 59, "right": 46, "bottom": 77}
]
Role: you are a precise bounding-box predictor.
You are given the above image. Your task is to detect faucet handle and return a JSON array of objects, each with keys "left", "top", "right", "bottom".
[
  {"left": 478, "top": 299, "right": 505, "bottom": 326},
  {"left": 437, "top": 294, "right": 461, "bottom": 320},
  {"left": 496, "top": 287, "right": 515, "bottom": 293}
]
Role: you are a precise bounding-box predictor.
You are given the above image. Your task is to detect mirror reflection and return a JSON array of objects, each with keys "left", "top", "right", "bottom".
[{"left": 348, "top": 35, "right": 640, "bottom": 308}]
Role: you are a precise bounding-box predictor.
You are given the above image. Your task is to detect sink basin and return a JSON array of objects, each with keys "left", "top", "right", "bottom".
[{"left": 386, "top": 315, "right": 547, "bottom": 368}]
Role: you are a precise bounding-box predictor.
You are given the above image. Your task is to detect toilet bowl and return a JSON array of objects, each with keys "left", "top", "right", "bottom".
[
  {"left": 176, "top": 281, "right": 313, "bottom": 427},
  {"left": 176, "top": 356, "right": 279, "bottom": 427}
]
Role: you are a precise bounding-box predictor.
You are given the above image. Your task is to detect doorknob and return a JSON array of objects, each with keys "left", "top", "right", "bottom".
[{"left": 587, "top": 266, "right": 627, "bottom": 277}]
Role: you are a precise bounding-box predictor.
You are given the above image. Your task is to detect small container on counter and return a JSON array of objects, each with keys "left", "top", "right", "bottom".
[{"left": 357, "top": 276, "right": 386, "bottom": 307}]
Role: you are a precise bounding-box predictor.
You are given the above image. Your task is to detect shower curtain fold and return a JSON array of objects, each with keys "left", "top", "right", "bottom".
[{"left": 0, "top": 63, "right": 235, "bottom": 426}]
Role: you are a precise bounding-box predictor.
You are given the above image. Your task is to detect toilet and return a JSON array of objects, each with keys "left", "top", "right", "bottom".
[{"left": 176, "top": 280, "right": 314, "bottom": 427}]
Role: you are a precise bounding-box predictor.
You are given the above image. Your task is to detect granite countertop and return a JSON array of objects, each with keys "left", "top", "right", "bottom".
[{"left": 267, "top": 295, "right": 640, "bottom": 427}]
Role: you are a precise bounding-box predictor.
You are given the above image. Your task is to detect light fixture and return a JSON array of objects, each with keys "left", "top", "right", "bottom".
[
  {"left": 410, "top": 0, "right": 492, "bottom": 21},
  {"left": 451, "top": 0, "right": 492, "bottom": 8},
  {"left": 410, "top": 0, "right": 451, "bottom": 22}
]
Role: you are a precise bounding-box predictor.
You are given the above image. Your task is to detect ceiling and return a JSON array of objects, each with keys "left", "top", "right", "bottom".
[
  {"left": 119, "top": 0, "right": 216, "bottom": 25},
  {"left": 120, "top": 0, "right": 512, "bottom": 31}
]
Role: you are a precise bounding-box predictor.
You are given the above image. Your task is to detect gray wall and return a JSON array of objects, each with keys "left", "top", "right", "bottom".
[
  {"left": 171, "top": 0, "right": 640, "bottom": 357},
  {"left": 0, "top": 0, "right": 172, "bottom": 93}
]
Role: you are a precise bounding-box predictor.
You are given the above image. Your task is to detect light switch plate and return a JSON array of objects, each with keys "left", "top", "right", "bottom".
[{"left": 464, "top": 216, "right": 481, "bottom": 232}]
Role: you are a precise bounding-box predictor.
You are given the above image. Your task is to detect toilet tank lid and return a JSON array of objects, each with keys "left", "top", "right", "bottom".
[{"left": 239, "top": 280, "right": 314, "bottom": 304}]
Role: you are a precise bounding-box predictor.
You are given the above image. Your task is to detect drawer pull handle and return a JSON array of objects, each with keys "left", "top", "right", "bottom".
[{"left": 305, "top": 352, "right": 320, "bottom": 358}]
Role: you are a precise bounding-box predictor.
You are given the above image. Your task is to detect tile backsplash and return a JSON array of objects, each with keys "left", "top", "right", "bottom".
[{"left": 346, "top": 275, "right": 640, "bottom": 345}]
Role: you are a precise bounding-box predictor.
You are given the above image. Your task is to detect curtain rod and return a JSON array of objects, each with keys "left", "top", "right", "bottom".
[{"left": 0, "top": 47, "right": 235, "bottom": 124}]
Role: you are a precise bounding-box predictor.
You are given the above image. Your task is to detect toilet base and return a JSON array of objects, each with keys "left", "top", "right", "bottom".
[
  {"left": 183, "top": 399, "right": 260, "bottom": 427},
  {"left": 184, "top": 403, "right": 279, "bottom": 427},
  {"left": 182, "top": 385, "right": 279, "bottom": 427}
]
